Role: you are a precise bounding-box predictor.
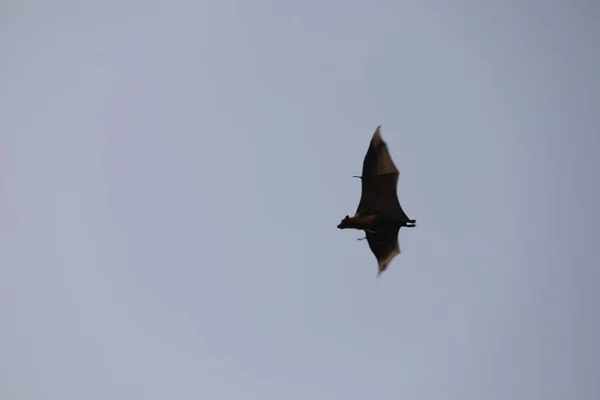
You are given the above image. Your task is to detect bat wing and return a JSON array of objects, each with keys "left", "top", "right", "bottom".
[
  {"left": 356, "top": 127, "right": 409, "bottom": 219},
  {"left": 365, "top": 226, "right": 401, "bottom": 274}
]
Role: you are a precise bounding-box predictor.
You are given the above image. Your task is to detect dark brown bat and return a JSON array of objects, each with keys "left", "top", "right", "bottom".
[{"left": 337, "top": 126, "right": 416, "bottom": 276}]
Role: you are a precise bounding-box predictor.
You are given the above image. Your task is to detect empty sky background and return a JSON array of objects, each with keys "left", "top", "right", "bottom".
[{"left": 2, "top": 1, "right": 599, "bottom": 399}]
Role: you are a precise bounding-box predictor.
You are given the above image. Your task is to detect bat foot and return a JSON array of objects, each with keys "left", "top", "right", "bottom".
[{"left": 357, "top": 236, "right": 367, "bottom": 241}]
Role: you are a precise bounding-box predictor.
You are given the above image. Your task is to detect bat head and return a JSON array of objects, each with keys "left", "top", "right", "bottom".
[{"left": 337, "top": 215, "right": 351, "bottom": 229}]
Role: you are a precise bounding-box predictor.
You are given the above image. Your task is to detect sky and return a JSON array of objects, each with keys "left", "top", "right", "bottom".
[{"left": 1, "top": 1, "right": 599, "bottom": 399}]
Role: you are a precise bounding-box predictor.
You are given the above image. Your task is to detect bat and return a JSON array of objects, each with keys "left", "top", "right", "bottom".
[{"left": 337, "top": 126, "right": 416, "bottom": 276}]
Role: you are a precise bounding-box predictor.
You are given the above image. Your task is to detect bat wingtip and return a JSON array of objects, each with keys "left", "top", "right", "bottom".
[{"left": 372, "top": 125, "right": 384, "bottom": 142}]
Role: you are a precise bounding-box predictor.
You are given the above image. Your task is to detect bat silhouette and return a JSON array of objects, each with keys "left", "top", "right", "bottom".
[{"left": 337, "top": 126, "right": 416, "bottom": 276}]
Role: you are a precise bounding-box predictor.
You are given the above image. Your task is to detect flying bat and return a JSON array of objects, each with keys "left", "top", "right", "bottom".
[{"left": 337, "top": 126, "right": 416, "bottom": 276}]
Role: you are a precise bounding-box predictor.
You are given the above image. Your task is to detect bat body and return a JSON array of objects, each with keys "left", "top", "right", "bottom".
[{"left": 337, "top": 126, "right": 416, "bottom": 275}]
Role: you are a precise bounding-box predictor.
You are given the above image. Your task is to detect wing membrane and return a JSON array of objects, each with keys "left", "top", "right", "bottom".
[
  {"left": 365, "top": 227, "right": 401, "bottom": 274},
  {"left": 356, "top": 127, "right": 407, "bottom": 218}
]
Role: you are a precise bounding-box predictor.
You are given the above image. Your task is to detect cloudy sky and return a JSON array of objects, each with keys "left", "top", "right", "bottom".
[{"left": 2, "top": 1, "right": 599, "bottom": 399}]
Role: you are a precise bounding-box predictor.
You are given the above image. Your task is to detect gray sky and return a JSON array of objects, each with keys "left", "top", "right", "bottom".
[{"left": 2, "top": 1, "right": 599, "bottom": 399}]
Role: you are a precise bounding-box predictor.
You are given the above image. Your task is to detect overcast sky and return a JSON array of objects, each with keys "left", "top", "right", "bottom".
[{"left": 2, "top": 1, "right": 599, "bottom": 399}]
